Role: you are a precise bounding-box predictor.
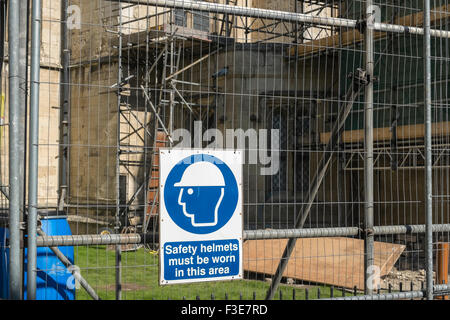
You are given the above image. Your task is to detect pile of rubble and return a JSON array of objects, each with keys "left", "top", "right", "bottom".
[{"left": 381, "top": 267, "right": 434, "bottom": 291}]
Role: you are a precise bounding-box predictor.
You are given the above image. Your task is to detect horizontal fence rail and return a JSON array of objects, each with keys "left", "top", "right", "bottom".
[
  {"left": 323, "top": 284, "right": 450, "bottom": 301},
  {"left": 31, "top": 224, "right": 450, "bottom": 247}
]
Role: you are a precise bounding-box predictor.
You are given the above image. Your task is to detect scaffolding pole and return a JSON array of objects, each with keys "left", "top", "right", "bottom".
[{"left": 108, "top": 0, "right": 450, "bottom": 39}]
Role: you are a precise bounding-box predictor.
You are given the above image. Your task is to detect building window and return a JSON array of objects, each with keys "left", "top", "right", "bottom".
[
  {"left": 174, "top": 9, "right": 187, "bottom": 27},
  {"left": 192, "top": 11, "right": 210, "bottom": 32}
]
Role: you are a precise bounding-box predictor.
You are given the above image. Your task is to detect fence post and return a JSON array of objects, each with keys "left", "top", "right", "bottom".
[
  {"left": 18, "top": 0, "right": 29, "bottom": 300},
  {"left": 423, "top": 0, "right": 434, "bottom": 301},
  {"left": 115, "top": 3, "right": 123, "bottom": 302},
  {"left": 26, "top": 0, "right": 42, "bottom": 300},
  {"left": 7, "top": 0, "right": 23, "bottom": 301},
  {"left": 363, "top": 0, "right": 375, "bottom": 296},
  {"left": 58, "top": 0, "right": 70, "bottom": 209}
]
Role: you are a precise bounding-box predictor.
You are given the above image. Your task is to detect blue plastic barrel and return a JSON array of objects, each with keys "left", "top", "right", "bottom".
[
  {"left": 0, "top": 215, "right": 75, "bottom": 300},
  {"left": 0, "top": 227, "right": 8, "bottom": 299}
]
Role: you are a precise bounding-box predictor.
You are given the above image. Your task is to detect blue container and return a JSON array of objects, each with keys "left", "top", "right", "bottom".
[
  {"left": 0, "top": 216, "right": 75, "bottom": 300},
  {"left": 0, "top": 227, "right": 8, "bottom": 299}
]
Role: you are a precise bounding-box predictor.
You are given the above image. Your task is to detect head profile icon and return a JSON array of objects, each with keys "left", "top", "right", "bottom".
[
  {"left": 175, "top": 161, "right": 225, "bottom": 227},
  {"left": 164, "top": 153, "right": 239, "bottom": 234}
]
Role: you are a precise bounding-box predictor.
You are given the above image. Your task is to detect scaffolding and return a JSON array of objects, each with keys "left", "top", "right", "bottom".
[{"left": 105, "top": 0, "right": 344, "bottom": 235}]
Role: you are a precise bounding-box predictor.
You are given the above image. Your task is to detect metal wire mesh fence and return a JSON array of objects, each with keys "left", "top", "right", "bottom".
[{"left": 0, "top": 0, "right": 450, "bottom": 301}]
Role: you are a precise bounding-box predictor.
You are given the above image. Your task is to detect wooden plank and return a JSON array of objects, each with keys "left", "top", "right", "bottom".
[
  {"left": 320, "top": 121, "right": 450, "bottom": 144},
  {"left": 288, "top": 4, "right": 450, "bottom": 57},
  {"left": 243, "top": 237, "right": 405, "bottom": 290}
]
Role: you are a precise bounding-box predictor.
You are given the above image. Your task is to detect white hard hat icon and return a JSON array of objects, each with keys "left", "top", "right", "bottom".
[{"left": 174, "top": 162, "right": 225, "bottom": 187}]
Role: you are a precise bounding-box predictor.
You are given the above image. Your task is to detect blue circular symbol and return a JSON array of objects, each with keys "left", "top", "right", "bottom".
[{"left": 164, "top": 154, "right": 239, "bottom": 234}]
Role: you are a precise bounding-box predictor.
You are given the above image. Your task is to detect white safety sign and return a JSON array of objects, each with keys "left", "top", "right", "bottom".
[{"left": 159, "top": 149, "right": 243, "bottom": 285}]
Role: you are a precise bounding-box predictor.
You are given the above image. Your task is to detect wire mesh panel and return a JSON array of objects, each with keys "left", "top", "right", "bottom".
[{"left": 0, "top": 0, "right": 450, "bottom": 301}]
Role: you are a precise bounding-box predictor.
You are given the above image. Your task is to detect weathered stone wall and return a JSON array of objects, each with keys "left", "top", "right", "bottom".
[
  {"left": 1, "top": 0, "right": 62, "bottom": 207},
  {"left": 69, "top": 63, "right": 118, "bottom": 205},
  {"left": 68, "top": 1, "right": 149, "bottom": 213},
  {"left": 70, "top": 0, "right": 119, "bottom": 63}
]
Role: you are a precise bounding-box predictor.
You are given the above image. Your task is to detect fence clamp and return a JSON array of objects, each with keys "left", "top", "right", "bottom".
[
  {"left": 363, "top": 228, "right": 375, "bottom": 237},
  {"left": 355, "top": 19, "right": 367, "bottom": 34},
  {"left": 349, "top": 68, "right": 369, "bottom": 91},
  {"left": 19, "top": 221, "right": 27, "bottom": 231}
]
